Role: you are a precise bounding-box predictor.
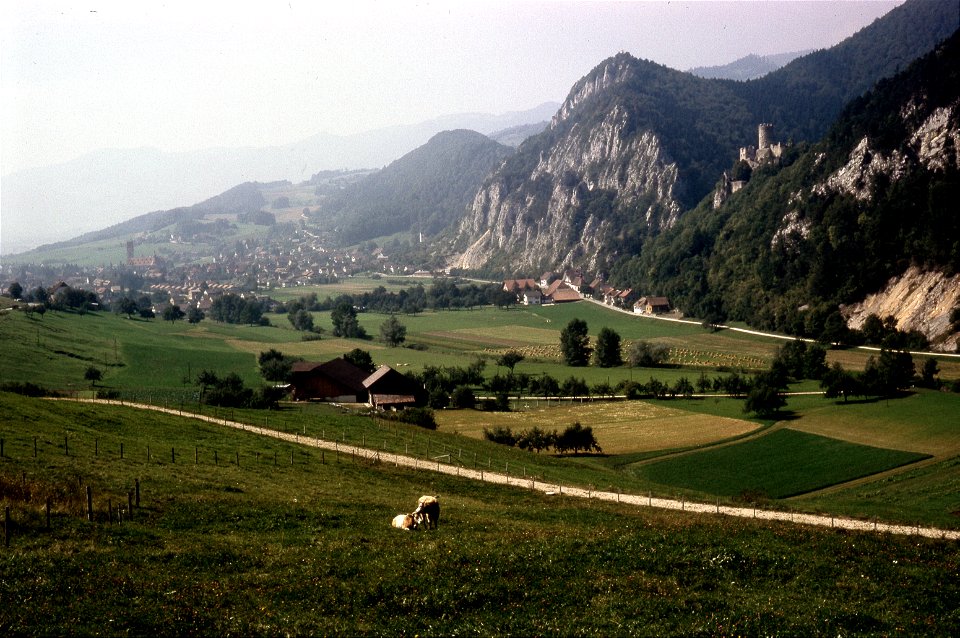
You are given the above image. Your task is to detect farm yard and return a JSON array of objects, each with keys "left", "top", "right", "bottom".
[{"left": 2, "top": 286, "right": 960, "bottom": 634}]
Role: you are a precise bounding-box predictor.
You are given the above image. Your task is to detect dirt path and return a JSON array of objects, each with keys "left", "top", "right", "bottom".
[{"left": 65, "top": 399, "right": 960, "bottom": 541}]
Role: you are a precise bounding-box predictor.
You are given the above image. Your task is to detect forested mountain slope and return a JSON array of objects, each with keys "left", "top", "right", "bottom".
[
  {"left": 612, "top": 30, "right": 960, "bottom": 349},
  {"left": 323, "top": 130, "right": 513, "bottom": 246}
]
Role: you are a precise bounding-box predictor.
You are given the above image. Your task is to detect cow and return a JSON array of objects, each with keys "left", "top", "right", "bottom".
[
  {"left": 412, "top": 495, "right": 440, "bottom": 529},
  {"left": 391, "top": 513, "right": 418, "bottom": 531}
]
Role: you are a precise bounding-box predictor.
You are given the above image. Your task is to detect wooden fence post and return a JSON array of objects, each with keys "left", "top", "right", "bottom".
[
  {"left": 86, "top": 486, "right": 93, "bottom": 522},
  {"left": 65, "top": 435, "right": 69, "bottom": 456},
  {"left": 135, "top": 479, "right": 140, "bottom": 507},
  {"left": 128, "top": 491, "right": 134, "bottom": 521},
  {"left": 171, "top": 447, "right": 175, "bottom": 464},
  {"left": 120, "top": 442, "right": 124, "bottom": 459}
]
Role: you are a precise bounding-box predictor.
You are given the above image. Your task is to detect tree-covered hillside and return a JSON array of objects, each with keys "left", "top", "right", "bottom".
[
  {"left": 324, "top": 130, "right": 513, "bottom": 245},
  {"left": 612, "top": 30, "right": 960, "bottom": 341}
]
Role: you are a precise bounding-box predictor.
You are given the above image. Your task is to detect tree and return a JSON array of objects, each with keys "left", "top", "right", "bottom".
[
  {"left": 628, "top": 340, "right": 669, "bottom": 367},
  {"left": 555, "top": 422, "right": 601, "bottom": 454},
  {"left": 516, "top": 426, "right": 555, "bottom": 453},
  {"left": 84, "top": 366, "right": 102, "bottom": 387},
  {"left": 187, "top": 307, "right": 205, "bottom": 324},
  {"left": 496, "top": 350, "right": 525, "bottom": 372},
  {"left": 7, "top": 282, "right": 23, "bottom": 299},
  {"left": 258, "top": 349, "right": 297, "bottom": 382},
  {"left": 560, "top": 376, "right": 588, "bottom": 397},
  {"left": 743, "top": 375, "right": 786, "bottom": 417},
  {"left": 379, "top": 315, "right": 407, "bottom": 346},
  {"left": 288, "top": 309, "right": 315, "bottom": 332},
  {"left": 331, "top": 302, "right": 367, "bottom": 339},
  {"left": 919, "top": 357, "right": 940, "bottom": 389},
  {"left": 450, "top": 385, "right": 476, "bottom": 409},
  {"left": 137, "top": 295, "right": 155, "bottom": 319},
  {"left": 672, "top": 376, "right": 694, "bottom": 398},
  {"left": 162, "top": 305, "right": 186, "bottom": 322},
  {"left": 559, "top": 318, "right": 591, "bottom": 366},
  {"left": 115, "top": 296, "right": 139, "bottom": 319},
  {"left": 343, "top": 348, "right": 376, "bottom": 374},
  {"left": 593, "top": 327, "right": 623, "bottom": 368},
  {"left": 820, "top": 362, "right": 862, "bottom": 402},
  {"left": 862, "top": 349, "right": 914, "bottom": 397}
]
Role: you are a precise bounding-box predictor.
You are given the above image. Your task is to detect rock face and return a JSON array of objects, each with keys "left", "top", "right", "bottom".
[
  {"left": 451, "top": 55, "right": 684, "bottom": 273},
  {"left": 843, "top": 267, "right": 960, "bottom": 352}
]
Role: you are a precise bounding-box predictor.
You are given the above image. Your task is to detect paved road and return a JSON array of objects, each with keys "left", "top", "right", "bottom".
[{"left": 67, "top": 398, "right": 960, "bottom": 541}]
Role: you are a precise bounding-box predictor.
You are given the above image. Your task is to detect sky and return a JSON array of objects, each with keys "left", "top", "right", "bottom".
[{"left": 1, "top": 0, "right": 902, "bottom": 176}]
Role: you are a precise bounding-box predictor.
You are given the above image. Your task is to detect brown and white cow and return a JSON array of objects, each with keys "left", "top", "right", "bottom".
[
  {"left": 391, "top": 513, "right": 418, "bottom": 531},
  {"left": 412, "top": 495, "right": 440, "bottom": 529}
]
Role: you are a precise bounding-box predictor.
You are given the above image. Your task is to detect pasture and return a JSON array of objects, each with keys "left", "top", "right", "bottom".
[{"left": 1, "top": 392, "right": 958, "bottom": 636}]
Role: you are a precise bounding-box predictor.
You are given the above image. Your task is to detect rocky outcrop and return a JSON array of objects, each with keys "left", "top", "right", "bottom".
[
  {"left": 843, "top": 266, "right": 960, "bottom": 352},
  {"left": 450, "top": 56, "right": 683, "bottom": 273}
]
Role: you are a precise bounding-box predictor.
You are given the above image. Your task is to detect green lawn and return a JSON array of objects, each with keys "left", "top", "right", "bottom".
[{"left": 636, "top": 428, "right": 930, "bottom": 499}]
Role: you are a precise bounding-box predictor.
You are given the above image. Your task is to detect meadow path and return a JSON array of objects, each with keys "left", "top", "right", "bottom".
[{"left": 66, "top": 398, "right": 960, "bottom": 541}]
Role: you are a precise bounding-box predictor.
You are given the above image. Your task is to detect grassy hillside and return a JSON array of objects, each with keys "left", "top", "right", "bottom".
[
  {"left": 1, "top": 392, "right": 958, "bottom": 636},
  {"left": 2, "top": 299, "right": 959, "bottom": 528}
]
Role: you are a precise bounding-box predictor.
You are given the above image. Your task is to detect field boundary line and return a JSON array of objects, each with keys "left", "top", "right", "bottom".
[{"left": 58, "top": 398, "right": 960, "bottom": 541}]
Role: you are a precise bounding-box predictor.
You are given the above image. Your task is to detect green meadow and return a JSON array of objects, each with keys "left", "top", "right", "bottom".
[{"left": 1, "top": 392, "right": 958, "bottom": 636}]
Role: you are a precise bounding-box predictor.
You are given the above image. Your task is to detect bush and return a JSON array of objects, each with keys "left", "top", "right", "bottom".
[
  {"left": 0, "top": 381, "right": 57, "bottom": 397},
  {"left": 450, "top": 386, "right": 476, "bottom": 409},
  {"left": 394, "top": 407, "right": 437, "bottom": 430},
  {"left": 483, "top": 426, "right": 517, "bottom": 446}
]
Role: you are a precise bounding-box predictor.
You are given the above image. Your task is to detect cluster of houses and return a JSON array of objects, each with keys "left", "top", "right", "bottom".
[
  {"left": 288, "top": 358, "right": 426, "bottom": 409},
  {"left": 502, "top": 270, "right": 673, "bottom": 316}
]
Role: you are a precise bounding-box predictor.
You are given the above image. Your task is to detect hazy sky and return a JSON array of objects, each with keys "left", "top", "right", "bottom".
[{"left": 1, "top": 0, "right": 901, "bottom": 176}]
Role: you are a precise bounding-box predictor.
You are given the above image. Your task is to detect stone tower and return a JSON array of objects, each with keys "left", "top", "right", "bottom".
[{"left": 758, "top": 123, "right": 774, "bottom": 149}]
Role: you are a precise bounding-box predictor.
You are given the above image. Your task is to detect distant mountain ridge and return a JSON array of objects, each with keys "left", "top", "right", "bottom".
[
  {"left": 0, "top": 102, "right": 559, "bottom": 256},
  {"left": 688, "top": 50, "right": 813, "bottom": 81}
]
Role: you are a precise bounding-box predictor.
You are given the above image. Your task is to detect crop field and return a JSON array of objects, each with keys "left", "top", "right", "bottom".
[
  {"left": 636, "top": 428, "right": 930, "bottom": 499},
  {"left": 1, "top": 392, "right": 958, "bottom": 636},
  {"left": 436, "top": 400, "right": 761, "bottom": 454}
]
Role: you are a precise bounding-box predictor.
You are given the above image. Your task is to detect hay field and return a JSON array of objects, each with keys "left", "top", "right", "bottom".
[{"left": 436, "top": 400, "right": 760, "bottom": 454}]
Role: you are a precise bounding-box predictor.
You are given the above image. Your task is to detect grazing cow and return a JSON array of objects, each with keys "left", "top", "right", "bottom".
[
  {"left": 413, "top": 495, "right": 440, "bottom": 529},
  {"left": 391, "top": 513, "right": 418, "bottom": 531}
]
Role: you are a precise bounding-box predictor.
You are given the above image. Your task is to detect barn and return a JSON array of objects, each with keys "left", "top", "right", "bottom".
[
  {"left": 289, "top": 358, "right": 370, "bottom": 402},
  {"left": 363, "top": 365, "right": 425, "bottom": 409}
]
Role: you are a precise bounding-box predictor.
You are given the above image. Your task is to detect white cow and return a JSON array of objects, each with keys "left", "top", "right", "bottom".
[{"left": 412, "top": 495, "right": 440, "bottom": 529}]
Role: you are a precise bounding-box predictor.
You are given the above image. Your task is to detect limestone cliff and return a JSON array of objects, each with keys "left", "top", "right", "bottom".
[
  {"left": 843, "top": 267, "right": 960, "bottom": 352},
  {"left": 450, "top": 55, "right": 694, "bottom": 274}
]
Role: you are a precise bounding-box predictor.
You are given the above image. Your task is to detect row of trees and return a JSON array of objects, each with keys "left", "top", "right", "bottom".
[
  {"left": 484, "top": 422, "right": 602, "bottom": 454},
  {"left": 560, "top": 319, "right": 672, "bottom": 369},
  {"left": 281, "top": 280, "right": 516, "bottom": 318}
]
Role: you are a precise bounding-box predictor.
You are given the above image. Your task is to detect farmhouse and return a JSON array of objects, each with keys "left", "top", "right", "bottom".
[
  {"left": 634, "top": 296, "right": 671, "bottom": 315},
  {"left": 363, "top": 365, "right": 425, "bottom": 409},
  {"left": 289, "top": 358, "right": 370, "bottom": 402},
  {"left": 542, "top": 279, "right": 581, "bottom": 303}
]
